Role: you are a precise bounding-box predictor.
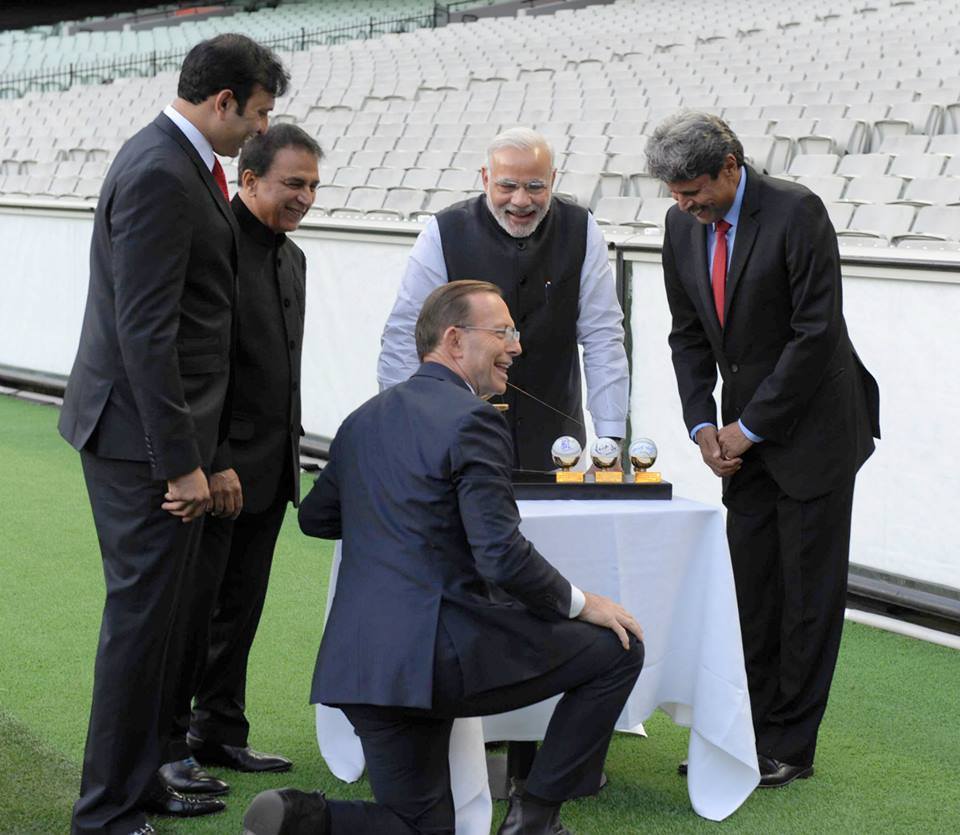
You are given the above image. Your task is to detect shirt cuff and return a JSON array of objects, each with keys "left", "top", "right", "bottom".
[
  {"left": 690, "top": 422, "right": 716, "bottom": 443},
  {"left": 738, "top": 420, "right": 764, "bottom": 443},
  {"left": 569, "top": 584, "right": 586, "bottom": 618},
  {"left": 593, "top": 420, "right": 627, "bottom": 440}
]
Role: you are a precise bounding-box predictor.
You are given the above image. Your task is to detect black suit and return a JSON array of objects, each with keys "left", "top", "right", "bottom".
[
  {"left": 299, "top": 363, "right": 643, "bottom": 833},
  {"left": 169, "top": 195, "right": 306, "bottom": 752},
  {"left": 662, "top": 166, "right": 880, "bottom": 767},
  {"left": 59, "top": 113, "right": 238, "bottom": 835}
]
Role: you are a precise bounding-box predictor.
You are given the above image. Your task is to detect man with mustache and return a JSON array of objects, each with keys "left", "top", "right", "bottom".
[
  {"left": 647, "top": 111, "right": 880, "bottom": 788},
  {"left": 160, "top": 124, "right": 322, "bottom": 803},
  {"left": 378, "top": 127, "right": 629, "bottom": 473}
]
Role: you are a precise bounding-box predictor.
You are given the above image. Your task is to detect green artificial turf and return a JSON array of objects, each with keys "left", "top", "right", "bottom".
[{"left": 1, "top": 393, "right": 959, "bottom": 833}]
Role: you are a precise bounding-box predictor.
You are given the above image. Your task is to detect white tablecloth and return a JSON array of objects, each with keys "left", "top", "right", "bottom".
[{"left": 316, "top": 497, "right": 759, "bottom": 829}]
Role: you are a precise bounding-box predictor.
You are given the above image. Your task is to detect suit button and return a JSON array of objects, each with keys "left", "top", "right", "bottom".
[
  {"left": 731, "top": 363, "right": 740, "bottom": 373},
  {"left": 517, "top": 241, "right": 526, "bottom": 250},
  {"left": 292, "top": 381, "right": 299, "bottom": 391},
  {"left": 289, "top": 339, "right": 296, "bottom": 349},
  {"left": 284, "top": 298, "right": 291, "bottom": 308},
  {"left": 519, "top": 275, "right": 527, "bottom": 285},
  {"left": 277, "top": 257, "right": 283, "bottom": 267}
]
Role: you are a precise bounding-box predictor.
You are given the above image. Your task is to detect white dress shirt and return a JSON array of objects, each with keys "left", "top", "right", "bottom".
[
  {"left": 163, "top": 104, "right": 216, "bottom": 172},
  {"left": 376, "top": 209, "right": 630, "bottom": 440}
]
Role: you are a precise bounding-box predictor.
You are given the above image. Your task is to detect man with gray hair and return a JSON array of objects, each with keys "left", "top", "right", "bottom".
[
  {"left": 377, "top": 127, "right": 629, "bottom": 472},
  {"left": 244, "top": 280, "right": 643, "bottom": 835},
  {"left": 646, "top": 111, "right": 880, "bottom": 788}
]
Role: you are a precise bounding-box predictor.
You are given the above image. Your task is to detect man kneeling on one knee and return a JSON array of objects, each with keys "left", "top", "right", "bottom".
[{"left": 243, "top": 280, "right": 645, "bottom": 835}]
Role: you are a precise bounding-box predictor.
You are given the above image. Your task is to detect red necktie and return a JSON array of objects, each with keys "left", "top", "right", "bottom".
[
  {"left": 711, "top": 218, "right": 732, "bottom": 327},
  {"left": 212, "top": 158, "right": 229, "bottom": 201}
]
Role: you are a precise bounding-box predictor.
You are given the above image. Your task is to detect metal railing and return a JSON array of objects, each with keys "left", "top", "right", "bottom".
[{"left": 0, "top": 7, "right": 452, "bottom": 98}]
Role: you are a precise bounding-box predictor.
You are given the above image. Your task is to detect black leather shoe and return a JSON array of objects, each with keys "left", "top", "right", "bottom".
[
  {"left": 243, "top": 788, "right": 329, "bottom": 835},
  {"left": 159, "top": 756, "right": 230, "bottom": 795},
  {"left": 188, "top": 734, "right": 292, "bottom": 773},
  {"left": 497, "top": 793, "right": 571, "bottom": 835},
  {"left": 678, "top": 759, "right": 688, "bottom": 776},
  {"left": 142, "top": 785, "right": 226, "bottom": 817},
  {"left": 758, "top": 754, "right": 814, "bottom": 788}
]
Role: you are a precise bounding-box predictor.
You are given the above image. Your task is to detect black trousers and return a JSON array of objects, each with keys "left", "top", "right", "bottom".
[
  {"left": 724, "top": 455, "right": 855, "bottom": 767},
  {"left": 167, "top": 495, "right": 288, "bottom": 755},
  {"left": 326, "top": 622, "right": 643, "bottom": 834},
  {"left": 72, "top": 451, "right": 205, "bottom": 835}
]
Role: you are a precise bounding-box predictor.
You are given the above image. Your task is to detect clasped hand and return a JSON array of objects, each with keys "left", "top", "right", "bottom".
[
  {"left": 696, "top": 423, "right": 753, "bottom": 478},
  {"left": 162, "top": 466, "right": 211, "bottom": 522},
  {"left": 161, "top": 466, "right": 243, "bottom": 522}
]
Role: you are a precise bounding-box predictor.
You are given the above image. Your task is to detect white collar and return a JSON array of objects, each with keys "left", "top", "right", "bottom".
[{"left": 163, "top": 104, "right": 216, "bottom": 171}]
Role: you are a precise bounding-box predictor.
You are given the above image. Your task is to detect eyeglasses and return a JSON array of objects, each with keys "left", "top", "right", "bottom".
[
  {"left": 492, "top": 178, "right": 549, "bottom": 196},
  {"left": 455, "top": 325, "right": 521, "bottom": 343}
]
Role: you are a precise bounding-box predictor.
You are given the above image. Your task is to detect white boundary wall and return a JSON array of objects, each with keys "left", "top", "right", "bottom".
[{"left": 1, "top": 202, "right": 958, "bottom": 591}]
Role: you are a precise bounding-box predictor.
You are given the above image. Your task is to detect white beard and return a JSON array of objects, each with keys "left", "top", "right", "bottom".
[{"left": 485, "top": 194, "right": 550, "bottom": 238}]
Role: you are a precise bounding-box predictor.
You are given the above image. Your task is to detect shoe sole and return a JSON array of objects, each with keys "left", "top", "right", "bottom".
[
  {"left": 758, "top": 766, "right": 814, "bottom": 788},
  {"left": 243, "top": 790, "right": 285, "bottom": 835}
]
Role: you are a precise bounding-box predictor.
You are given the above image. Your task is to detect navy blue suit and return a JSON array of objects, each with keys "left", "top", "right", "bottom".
[{"left": 299, "top": 362, "right": 643, "bottom": 833}]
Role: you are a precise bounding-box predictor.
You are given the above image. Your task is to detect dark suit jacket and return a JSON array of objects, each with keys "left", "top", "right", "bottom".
[
  {"left": 299, "top": 362, "right": 598, "bottom": 709},
  {"left": 212, "top": 196, "right": 305, "bottom": 513},
  {"left": 59, "top": 113, "right": 239, "bottom": 479},
  {"left": 662, "top": 166, "right": 880, "bottom": 501}
]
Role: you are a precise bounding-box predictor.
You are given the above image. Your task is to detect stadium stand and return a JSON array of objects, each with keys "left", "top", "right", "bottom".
[{"left": 1, "top": 0, "right": 960, "bottom": 236}]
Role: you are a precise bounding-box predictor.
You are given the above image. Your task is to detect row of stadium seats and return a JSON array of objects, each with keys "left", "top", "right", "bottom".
[
  {"left": 4, "top": 123, "right": 960, "bottom": 179},
  {"left": 5, "top": 166, "right": 957, "bottom": 250},
  {"left": 0, "top": 0, "right": 444, "bottom": 74},
  {"left": 2, "top": 0, "right": 960, "bottom": 252}
]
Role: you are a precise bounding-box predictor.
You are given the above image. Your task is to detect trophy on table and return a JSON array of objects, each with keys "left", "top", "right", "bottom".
[
  {"left": 629, "top": 438, "right": 662, "bottom": 483},
  {"left": 515, "top": 434, "right": 670, "bottom": 499},
  {"left": 551, "top": 435, "right": 584, "bottom": 483},
  {"left": 591, "top": 437, "right": 623, "bottom": 483}
]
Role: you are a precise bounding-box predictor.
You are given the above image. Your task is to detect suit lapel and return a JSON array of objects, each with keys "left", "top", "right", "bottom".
[
  {"left": 723, "top": 166, "right": 761, "bottom": 325},
  {"left": 153, "top": 113, "right": 241, "bottom": 247},
  {"left": 686, "top": 219, "right": 722, "bottom": 341}
]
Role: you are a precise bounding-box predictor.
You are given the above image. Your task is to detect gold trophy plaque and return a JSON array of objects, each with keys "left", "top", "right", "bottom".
[
  {"left": 591, "top": 437, "right": 623, "bottom": 483},
  {"left": 551, "top": 436, "right": 584, "bottom": 483},
  {"left": 629, "top": 438, "right": 662, "bottom": 483}
]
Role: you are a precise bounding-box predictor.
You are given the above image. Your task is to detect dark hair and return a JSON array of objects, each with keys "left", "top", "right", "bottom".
[
  {"left": 415, "top": 280, "right": 502, "bottom": 360},
  {"left": 177, "top": 33, "right": 289, "bottom": 113},
  {"left": 238, "top": 124, "right": 323, "bottom": 181},
  {"left": 645, "top": 111, "right": 745, "bottom": 182}
]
